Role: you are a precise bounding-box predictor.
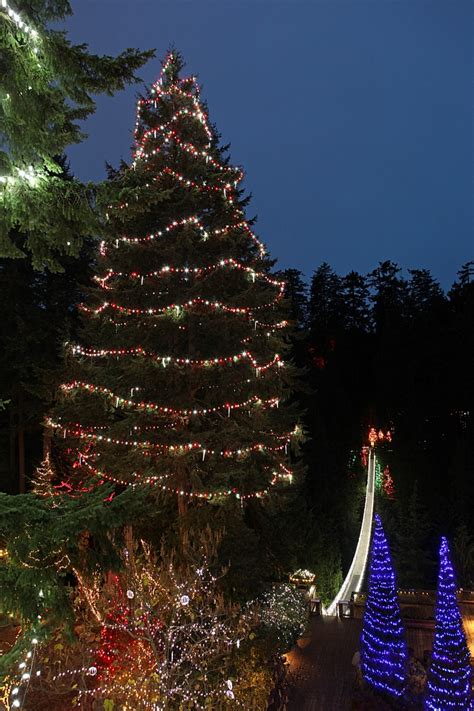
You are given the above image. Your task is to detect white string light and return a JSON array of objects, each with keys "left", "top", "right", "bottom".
[
  {"left": 0, "top": 166, "right": 40, "bottom": 188},
  {"left": 0, "top": 3, "right": 43, "bottom": 191},
  {"left": 0, "top": 0, "right": 39, "bottom": 41},
  {"left": 8, "top": 615, "right": 42, "bottom": 709}
]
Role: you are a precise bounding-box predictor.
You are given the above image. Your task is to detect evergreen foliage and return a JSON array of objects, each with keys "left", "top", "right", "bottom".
[
  {"left": 309, "top": 262, "right": 343, "bottom": 348},
  {"left": 392, "top": 482, "right": 432, "bottom": 588},
  {"left": 341, "top": 270, "right": 371, "bottom": 333},
  {"left": 276, "top": 268, "right": 308, "bottom": 329},
  {"left": 425, "top": 537, "right": 473, "bottom": 711},
  {"left": 45, "top": 51, "right": 300, "bottom": 586},
  {"left": 360, "top": 513, "right": 408, "bottom": 698},
  {"left": 0, "top": 484, "right": 150, "bottom": 632},
  {"left": 303, "top": 259, "right": 473, "bottom": 592},
  {"left": 0, "top": 157, "right": 94, "bottom": 493},
  {"left": 0, "top": 0, "right": 153, "bottom": 269}
]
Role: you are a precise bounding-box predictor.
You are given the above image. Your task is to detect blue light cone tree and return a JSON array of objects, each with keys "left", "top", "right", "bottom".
[
  {"left": 360, "top": 513, "right": 408, "bottom": 697},
  {"left": 425, "top": 537, "right": 473, "bottom": 711}
]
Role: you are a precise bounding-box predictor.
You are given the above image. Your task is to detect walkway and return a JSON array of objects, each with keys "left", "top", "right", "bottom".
[
  {"left": 286, "top": 617, "right": 362, "bottom": 710},
  {"left": 285, "top": 616, "right": 438, "bottom": 710},
  {"left": 325, "top": 451, "right": 375, "bottom": 615}
]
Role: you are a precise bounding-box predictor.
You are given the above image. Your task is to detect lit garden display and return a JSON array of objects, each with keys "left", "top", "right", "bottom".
[
  {"left": 50, "top": 49, "right": 298, "bottom": 503},
  {"left": 2, "top": 3, "right": 470, "bottom": 710},
  {"left": 425, "top": 537, "right": 473, "bottom": 710},
  {"left": 360, "top": 514, "right": 408, "bottom": 698},
  {"left": 0, "top": 46, "right": 300, "bottom": 709}
]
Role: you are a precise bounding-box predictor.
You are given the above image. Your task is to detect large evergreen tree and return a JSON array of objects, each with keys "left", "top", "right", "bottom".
[
  {"left": 308, "top": 262, "right": 343, "bottom": 349},
  {"left": 0, "top": 0, "right": 153, "bottom": 269},
  {"left": 276, "top": 268, "right": 308, "bottom": 329},
  {"left": 49, "top": 50, "right": 299, "bottom": 560},
  {"left": 368, "top": 260, "right": 409, "bottom": 333},
  {"left": 341, "top": 270, "right": 371, "bottom": 333}
]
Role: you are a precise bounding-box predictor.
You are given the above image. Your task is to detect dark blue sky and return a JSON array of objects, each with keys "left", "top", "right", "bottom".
[{"left": 65, "top": 0, "right": 473, "bottom": 288}]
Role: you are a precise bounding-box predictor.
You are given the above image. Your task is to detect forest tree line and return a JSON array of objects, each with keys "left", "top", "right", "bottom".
[
  {"left": 1, "top": 250, "right": 473, "bottom": 597},
  {"left": 280, "top": 259, "right": 474, "bottom": 594}
]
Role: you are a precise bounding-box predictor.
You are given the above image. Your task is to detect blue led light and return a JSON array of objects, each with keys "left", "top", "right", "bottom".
[
  {"left": 425, "top": 537, "right": 473, "bottom": 710},
  {"left": 360, "top": 513, "right": 408, "bottom": 697}
]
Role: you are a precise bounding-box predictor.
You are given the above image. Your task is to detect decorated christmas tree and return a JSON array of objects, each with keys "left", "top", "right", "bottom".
[
  {"left": 0, "top": 49, "right": 301, "bottom": 708},
  {"left": 360, "top": 513, "right": 408, "bottom": 698},
  {"left": 425, "top": 537, "right": 473, "bottom": 710},
  {"left": 49, "top": 51, "right": 299, "bottom": 523}
]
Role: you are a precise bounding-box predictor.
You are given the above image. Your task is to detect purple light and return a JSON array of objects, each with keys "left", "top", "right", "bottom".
[
  {"left": 360, "top": 513, "right": 408, "bottom": 697},
  {"left": 425, "top": 537, "right": 473, "bottom": 710}
]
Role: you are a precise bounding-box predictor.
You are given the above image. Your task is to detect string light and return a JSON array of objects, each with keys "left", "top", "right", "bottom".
[
  {"left": 71, "top": 344, "right": 282, "bottom": 372},
  {"left": 360, "top": 514, "right": 408, "bottom": 698},
  {"left": 48, "top": 539, "right": 253, "bottom": 708},
  {"left": 7, "top": 609, "right": 43, "bottom": 710},
  {"left": 251, "top": 319, "right": 288, "bottom": 330},
  {"left": 134, "top": 126, "right": 243, "bottom": 184},
  {"left": 61, "top": 380, "right": 280, "bottom": 417},
  {"left": 81, "top": 459, "right": 292, "bottom": 500},
  {"left": 425, "top": 537, "right": 473, "bottom": 710},
  {"left": 47, "top": 417, "right": 295, "bottom": 458},
  {"left": 80, "top": 288, "right": 284, "bottom": 317},
  {"left": 103, "top": 315, "right": 287, "bottom": 332},
  {"left": 258, "top": 585, "right": 307, "bottom": 648},
  {"left": 55, "top": 49, "right": 294, "bottom": 508},
  {"left": 375, "top": 460, "right": 382, "bottom": 491},
  {"left": 94, "top": 257, "right": 281, "bottom": 288},
  {"left": 0, "top": 0, "right": 39, "bottom": 41},
  {"left": 0, "top": 3, "right": 45, "bottom": 192},
  {"left": 102, "top": 215, "right": 265, "bottom": 257},
  {"left": 0, "top": 165, "right": 41, "bottom": 188},
  {"left": 383, "top": 465, "right": 395, "bottom": 499},
  {"left": 134, "top": 107, "right": 213, "bottom": 152}
]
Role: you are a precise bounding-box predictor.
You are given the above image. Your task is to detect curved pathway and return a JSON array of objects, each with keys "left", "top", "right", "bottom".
[{"left": 325, "top": 450, "right": 375, "bottom": 615}]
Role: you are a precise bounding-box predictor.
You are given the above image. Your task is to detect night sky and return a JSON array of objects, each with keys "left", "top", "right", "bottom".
[{"left": 64, "top": 0, "right": 473, "bottom": 288}]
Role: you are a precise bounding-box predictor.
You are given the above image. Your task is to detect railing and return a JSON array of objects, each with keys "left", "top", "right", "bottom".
[{"left": 308, "top": 598, "right": 322, "bottom": 617}]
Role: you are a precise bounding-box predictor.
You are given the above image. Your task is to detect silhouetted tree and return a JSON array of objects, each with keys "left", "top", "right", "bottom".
[{"left": 341, "top": 270, "right": 371, "bottom": 333}]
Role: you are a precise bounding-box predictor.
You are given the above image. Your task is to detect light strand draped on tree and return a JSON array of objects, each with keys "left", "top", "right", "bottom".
[
  {"left": 50, "top": 50, "right": 300, "bottom": 507},
  {"left": 424, "top": 537, "right": 473, "bottom": 711},
  {"left": 360, "top": 513, "right": 408, "bottom": 698},
  {"left": 18, "top": 534, "right": 265, "bottom": 710}
]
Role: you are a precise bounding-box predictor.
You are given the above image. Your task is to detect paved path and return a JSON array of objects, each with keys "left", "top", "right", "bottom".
[
  {"left": 286, "top": 617, "right": 362, "bottom": 710},
  {"left": 285, "top": 616, "right": 440, "bottom": 710}
]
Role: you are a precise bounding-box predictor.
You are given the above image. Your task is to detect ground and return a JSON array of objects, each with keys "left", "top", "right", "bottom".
[{"left": 285, "top": 611, "right": 474, "bottom": 711}]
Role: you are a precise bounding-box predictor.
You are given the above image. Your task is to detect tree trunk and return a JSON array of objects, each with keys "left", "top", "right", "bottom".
[
  {"left": 9, "top": 406, "right": 16, "bottom": 488},
  {"left": 176, "top": 457, "right": 188, "bottom": 518},
  {"left": 124, "top": 525, "right": 137, "bottom": 577},
  {"left": 177, "top": 493, "right": 187, "bottom": 517},
  {"left": 18, "top": 393, "right": 25, "bottom": 493},
  {"left": 43, "top": 426, "right": 52, "bottom": 459}
]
